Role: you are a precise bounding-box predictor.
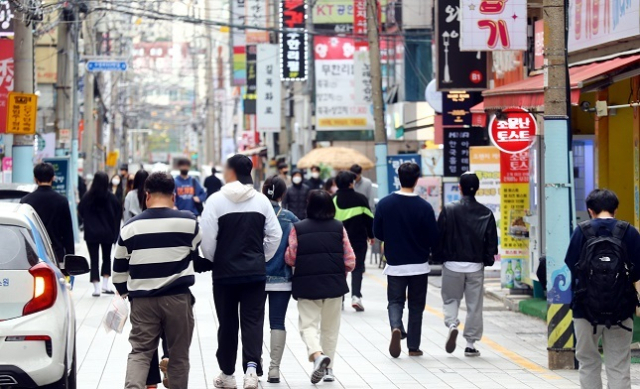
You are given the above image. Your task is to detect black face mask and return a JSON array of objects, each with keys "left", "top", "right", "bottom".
[{"left": 180, "top": 169, "right": 189, "bottom": 176}]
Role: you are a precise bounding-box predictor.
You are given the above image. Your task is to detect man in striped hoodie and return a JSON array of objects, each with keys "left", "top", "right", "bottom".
[{"left": 113, "top": 172, "right": 202, "bottom": 389}]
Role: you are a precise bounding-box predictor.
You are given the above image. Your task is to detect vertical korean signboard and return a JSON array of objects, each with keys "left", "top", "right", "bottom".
[
  {"left": 256, "top": 44, "right": 281, "bottom": 133},
  {"left": 314, "top": 36, "right": 372, "bottom": 130},
  {"left": 460, "top": 0, "right": 528, "bottom": 51},
  {"left": 436, "top": 0, "right": 487, "bottom": 91},
  {"left": 443, "top": 128, "right": 484, "bottom": 177},
  {"left": 353, "top": 0, "right": 367, "bottom": 48},
  {"left": 245, "top": 0, "right": 269, "bottom": 43},
  {"left": 244, "top": 45, "right": 258, "bottom": 114},
  {"left": 232, "top": 0, "right": 247, "bottom": 85},
  {"left": 353, "top": 50, "right": 372, "bottom": 104},
  {"left": 280, "top": 0, "right": 307, "bottom": 80},
  {"left": 0, "top": 39, "right": 13, "bottom": 133}
]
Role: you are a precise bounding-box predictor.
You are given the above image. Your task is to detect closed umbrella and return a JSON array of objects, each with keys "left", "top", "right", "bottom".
[{"left": 297, "top": 147, "right": 374, "bottom": 170}]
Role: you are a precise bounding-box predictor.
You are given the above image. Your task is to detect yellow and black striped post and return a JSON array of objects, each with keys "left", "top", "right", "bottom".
[{"left": 547, "top": 303, "right": 574, "bottom": 350}]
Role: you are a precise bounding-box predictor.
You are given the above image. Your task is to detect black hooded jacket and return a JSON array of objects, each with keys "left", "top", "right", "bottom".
[{"left": 283, "top": 170, "right": 310, "bottom": 220}]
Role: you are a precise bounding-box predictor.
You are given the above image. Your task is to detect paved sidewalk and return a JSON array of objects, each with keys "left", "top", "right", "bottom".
[{"left": 70, "top": 248, "right": 639, "bottom": 388}]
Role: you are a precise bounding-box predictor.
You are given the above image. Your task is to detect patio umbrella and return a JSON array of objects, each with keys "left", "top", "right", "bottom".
[{"left": 297, "top": 147, "right": 374, "bottom": 170}]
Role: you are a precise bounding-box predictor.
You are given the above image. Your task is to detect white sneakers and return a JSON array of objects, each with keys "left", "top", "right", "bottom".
[
  {"left": 243, "top": 372, "right": 259, "bottom": 389},
  {"left": 214, "top": 372, "right": 260, "bottom": 389},
  {"left": 323, "top": 368, "right": 335, "bottom": 382},
  {"left": 311, "top": 355, "right": 331, "bottom": 384},
  {"left": 445, "top": 324, "right": 459, "bottom": 354},
  {"left": 351, "top": 296, "right": 365, "bottom": 312}
]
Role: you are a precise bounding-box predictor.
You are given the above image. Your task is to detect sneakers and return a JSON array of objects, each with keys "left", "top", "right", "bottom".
[
  {"left": 214, "top": 373, "right": 237, "bottom": 389},
  {"left": 464, "top": 347, "right": 481, "bottom": 357},
  {"left": 351, "top": 296, "right": 364, "bottom": 312},
  {"left": 323, "top": 368, "right": 335, "bottom": 382},
  {"left": 311, "top": 355, "right": 331, "bottom": 384},
  {"left": 389, "top": 328, "right": 402, "bottom": 358},
  {"left": 159, "top": 358, "right": 170, "bottom": 388},
  {"left": 408, "top": 349, "right": 423, "bottom": 357},
  {"left": 445, "top": 325, "right": 459, "bottom": 354},
  {"left": 243, "top": 372, "right": 259, "bottom": 389}
]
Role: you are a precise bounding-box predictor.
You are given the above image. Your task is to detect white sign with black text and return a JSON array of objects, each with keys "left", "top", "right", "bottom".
[{"left": 257, "top": 44, "right": 282, "bottom": 133}]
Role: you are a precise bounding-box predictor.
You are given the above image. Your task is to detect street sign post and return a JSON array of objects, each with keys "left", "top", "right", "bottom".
[
  {"left": 86, "top": 60, "right": 128, "bottom": 72},
  {"left": 6, "top": 92, "right": 37, "bottom": 135}
]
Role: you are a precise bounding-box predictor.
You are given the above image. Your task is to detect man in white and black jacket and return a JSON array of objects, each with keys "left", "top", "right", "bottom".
[{"left": 200, "top": 154, "right": 282, "bottom": 389}]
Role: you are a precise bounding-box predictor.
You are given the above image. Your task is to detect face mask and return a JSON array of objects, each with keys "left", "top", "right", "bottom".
[
  {"left": 180, "top": 169, "right": 189, "bottom": 176},
  {"left": 112, "top": 178, "right": 121, "bottom": 186},
  {"left": 330, "top": 186, "right": 338, "bottom": 194},
  {"left": 292, "top": 176, "right": 303, "bottom": 185},
  {"left": 311, "top": 172, "right": 320, "bottom": 179},
  {"left": 282, "top": 170, "right": 289, "bottom": 176}
]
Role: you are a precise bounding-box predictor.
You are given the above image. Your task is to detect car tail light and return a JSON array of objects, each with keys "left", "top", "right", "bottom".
[
  {"left": 22, "top": 263, "right": 57, "bottom": 316},
  {"left": 5, "top": 335, "right": 53, "bottom": 357}
]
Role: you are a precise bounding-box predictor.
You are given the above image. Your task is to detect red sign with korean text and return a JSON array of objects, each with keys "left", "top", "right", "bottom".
[
  {"left": 534, "top": 20, "right": 544, "bottom": 70},
  {"left": 0, "top": 40, "right": 13, "bottom": 134},
  {"left": 500, "top": 151, "right": 529, "bottom": 184},
  {"left": 488, "top": 107, "right": 536, "bottom": 154}
]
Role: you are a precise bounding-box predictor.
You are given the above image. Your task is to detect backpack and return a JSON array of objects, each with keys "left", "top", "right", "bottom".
[{"left": 575, "top": 220, "right": 637, "bottom": 332}]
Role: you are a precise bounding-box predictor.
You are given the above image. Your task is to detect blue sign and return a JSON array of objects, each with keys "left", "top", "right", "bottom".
[
  {"left": 387, "top": 154, "right": 422, "bottom": 194},
  {"left": 86, "top": 60, "right": 128, "bottom": 72}
]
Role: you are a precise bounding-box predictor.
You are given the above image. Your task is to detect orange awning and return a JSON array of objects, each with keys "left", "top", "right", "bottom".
[
  {"left": 482, "top": 55, "right": 640, "bottom": 110},
  {"left": 470, "top": 102, "right": 486, "bottom": 127}
]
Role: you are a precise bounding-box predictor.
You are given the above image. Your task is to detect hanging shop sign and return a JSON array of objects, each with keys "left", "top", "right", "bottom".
[
  {"left": 436, "top": 0, "right": 488, "bottom": 91},
  {"left": 353, "top": 50, "right": 372, "bottom": 104},
  {"left": 256, "top": 44, "right": 282, "bottom": 133},
  {"left": 6, "top": 92, "right": 37, "bottom": 135},
  {"left": 442, "top": 90, "right": 482, "bottom": 126},
  {"left": 245, "top": 0, "right": 270, "bottom": 44},
  {"left": 314, "top": 36, "right": 372, "bottom": 130},
  {"left": 533, "top": 20, "right": 544, "bottom": 70},
  {"left": 443, "top": 128, "right": 484, "bottom": 177},
  {"left": 0, "top": 1, "right": 15, "bottom": 37},
  {"left": 231, "top": 0, "right": 247, "bottom": 85},
  {"left": 387, "top": 154, "right": 421, "bottom": 194},
  {"left": 460, "top": 0, "right": 528, "bottom": 51},
  {"left": 488, "top": 107, "right": 537, "bottom": 154},
  {"left": 280, "top": 0, "right": 307, "bottom": 80},
  {"left": 244, "top": 45, "right": 258, "bottom": 115},
  {"left": 353, "top": 0, "right": 367, "bottom": 48}
]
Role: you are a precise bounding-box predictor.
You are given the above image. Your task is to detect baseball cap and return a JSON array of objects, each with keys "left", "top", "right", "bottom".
[
  {"left": 227, "top": 154, "right": 253, "bottom": 185},
  {"left": 460, "top": 172, "right": 480, "bottom": 195}
]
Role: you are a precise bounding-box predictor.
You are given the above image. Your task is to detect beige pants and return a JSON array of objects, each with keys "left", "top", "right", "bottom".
[{"left": 298, "top": 297, "right": 342, "bottom": 368}]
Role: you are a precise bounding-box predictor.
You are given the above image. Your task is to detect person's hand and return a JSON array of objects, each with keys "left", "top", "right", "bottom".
[{"left": 193, "top": 196, "right": 201, "bottom": 203}]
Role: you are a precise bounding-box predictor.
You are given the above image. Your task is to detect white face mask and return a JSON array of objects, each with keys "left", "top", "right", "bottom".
[
  {"left": 292, "top": 176, "right": 303, "bottom": 185},
  {"left": 331, "top": 186, "right": 338, "bottom": 194},
  {"left": 112, "top": 178, "right": 121, "bottom": 186},
  {"left": 311, "top": 172, "right": 320, "bottom": 179}
]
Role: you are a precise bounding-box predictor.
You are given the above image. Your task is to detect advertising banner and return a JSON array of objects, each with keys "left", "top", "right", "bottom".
[
  {"left": 314, "top": 36, "right": 372, "bottom": 130},
  {"left": 460, "top": 0, "right": 527, "bottom": 51},
  {"left": 420, "top": 148, "right": 443, "bottom": 176},
  {"left": 256, "top": 44, "right": 282, "bottom": 133},
  {"left": 568, "top": 0, "right": 640, "bottom": 52},
  {"left": 353, "top": 50, "right": 372, "bottom": 104},
  {"left": 245, "top": 0, "right": 270, "bottom": 44},
  {"left": 0, "top": 39, "right": 13, "bottom": 133},
  {"left": 386, "top": 154, "right": 421, "bottom": 194},
  {"left": 443, "top": 182, "right": 461, "bottom": 204},
  {"left": 436, "top": 0, "right": 487, "bottom": 91},
  {"left": 244, "top": 45, "right": 257, "bottom": 114},
  {"left": 488, "top": 107, "right": 537, "bottom": 154},
  {"left": 232, "top": 0, "right": 247, "bottom": 85},
  {"left": 442, "top": 90, "right": 482, "bottom": 126},
  {"left": 534, "top": 20, "right": 544, "bottom": 70},
  {"left": 415, "top": 176, "right": 442, "bottom": 217}
]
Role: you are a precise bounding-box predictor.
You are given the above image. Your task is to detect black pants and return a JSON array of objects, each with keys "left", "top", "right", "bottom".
[
  {"left": 213, "top": 281, "right": 266, "bottom": 376},
  {"left": 87, "top": 242, "right": 112, "bottom": 282},
  {"left": 351, "top": 245, "right": 367, "bottom": 298},
  {"left": 387, "top": 274, "right": 428, "bottom": 351},
  {"left": 146, "top": 333, "right": 169, "bottom": 385}
]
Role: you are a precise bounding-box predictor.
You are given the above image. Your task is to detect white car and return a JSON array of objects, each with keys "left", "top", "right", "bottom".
[{"left": 0, "top": 203, "right": 89, "bottom": 388}]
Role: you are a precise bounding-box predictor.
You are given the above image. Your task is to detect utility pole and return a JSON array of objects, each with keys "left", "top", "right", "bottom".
[
  {"left": 70, "top": 1, "right": 80, "bottom": 188},
  {"left": 543, "top": 0, "right": 574, "bottom": 370},
  {"left": 204, "top": 0, "right": 216, "bottom": 166},
  {"left": 55, "top": 15, "right": 71, "bottom": 155},
  {"left": 12, "top": 11, "right": 35, "bottom": 183},
  {"left": 366, "top": 0, "right": 388, "bottom": 197},
  {"left": 83, "top": 12, "right": 96, "bottom": 176}
]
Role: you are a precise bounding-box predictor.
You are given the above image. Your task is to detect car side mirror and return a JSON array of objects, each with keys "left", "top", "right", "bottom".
[{"left": 63, "top": 254, "right": 90, "bottom": 276}]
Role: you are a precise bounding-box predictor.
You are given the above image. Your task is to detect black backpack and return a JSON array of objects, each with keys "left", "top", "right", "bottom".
[{"left": 575, "top": 220, "right": 637, "bottom": 332}]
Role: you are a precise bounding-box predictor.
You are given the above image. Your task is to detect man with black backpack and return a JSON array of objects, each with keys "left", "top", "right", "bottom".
[{"left": 565, "top": 189, "right": 640, "bottom": 389}]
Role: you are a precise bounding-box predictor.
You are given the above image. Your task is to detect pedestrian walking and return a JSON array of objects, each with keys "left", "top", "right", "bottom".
[
  {"left": 323, "top": 177, "right": 337, "bottom": 195},
  {"left": 200, "top": 154, "right": 282, "bottom": 389},
  {"left": 334, "top": 170, "right": 374, "bottom": 312},
  {"left": 285, "top": 190, "right": 356, "bottom": 383},
  {"left": 564, "top": 189, "right": 640, "bottom": 389},
  {"left": 350, "top": 164, "right": 376, "bottom": 211},
  {"left": 373, "top": 162, "right": 438, "bottom": 358},
  {"left": 277, "top": 162, "right": 291, "bottom": 186},
  {"left": 113, "top": 172, "right": 201, "bottom": 389},
  {"left": 204, "top": 167, "right": 223, "bottom": 199},
  {"left": 174, "top": 158, "right": 207, "bottom": 216},
  {"left": 305, "top": 165, "right": 324, "bottom": 189},
  {"left": 124, "top": 170, "right": 149, "bottom": 222},
  {"left": 78, "top": 171, "right": 122, "bottom": 297},
  {"left": 283, "top": 169, "right": 310, "bottom": 220},
  {"left": 20, "top": 162, "right": 75, "bottom": 264},
  {"left": 261, "top": 175, "right": 299, "bottom": 384},
  {"left": 435, "top": 172, "right": 498, "bottom": 357},
  {"left": 114, "top": 164, "right": 129, "bottom": 204}
]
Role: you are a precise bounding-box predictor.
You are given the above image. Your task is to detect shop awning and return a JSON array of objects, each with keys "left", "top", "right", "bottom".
[
  {"left": 482, "top": 54, "right": 640, "bottom": 110},
  {"left": 470, "top": 102, "right": 486, "bottom": 127}
]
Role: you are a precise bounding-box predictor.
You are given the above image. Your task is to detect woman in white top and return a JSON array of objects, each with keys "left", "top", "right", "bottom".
[{"left": 123, "top": 170, "right": 149, "bottom": 222}]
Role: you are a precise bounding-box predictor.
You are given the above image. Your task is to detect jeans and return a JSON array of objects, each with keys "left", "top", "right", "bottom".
[
  {"left": 351, "top": 245, "right": 367, "bottom": 298},
  {"left": 266, "top": 291, "right": 291, "bottom": 331},
  {"left": 387, "top": 274, "right": 428, "bottom": 350},
  {"left": 213, "top": 281, "right": 266, "bottom": 376},
  {"left": 86, "top": 241, "right": 112, "bottom": 282}
]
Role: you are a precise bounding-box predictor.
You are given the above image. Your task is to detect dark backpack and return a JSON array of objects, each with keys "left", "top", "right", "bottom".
[{"left": 575, "top": 220, "right": 637, "bottom": 331}]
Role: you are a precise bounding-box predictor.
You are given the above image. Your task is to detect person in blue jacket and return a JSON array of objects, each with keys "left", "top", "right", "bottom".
[
  {"left": 174, "top": 158, "right": 207, "bottom": 216},
  {"left": 261, "top": 175, "right": 299, "bottom": 384}
]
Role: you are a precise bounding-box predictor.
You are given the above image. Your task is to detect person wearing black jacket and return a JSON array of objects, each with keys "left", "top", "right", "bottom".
[
  {"left": 305, "top": 165, "right": 324, "bottom": 190},
  {"left": 435, "top": 173, "right": 498, "bottom": 358},
  {"left": 283, "top": 169, "right": 310, "bottom": 219},
  {"left": 204, "top": 167, "right": 223, "bottom": 199},
  {"left": 78, "top": 171, "right": 122, "bottom": 297},
  {"left": 334, "top": 170, "right": 374, "bottom": 312},
  {"left": 21, "top": 163, "right": 75, "bottom": 265}
]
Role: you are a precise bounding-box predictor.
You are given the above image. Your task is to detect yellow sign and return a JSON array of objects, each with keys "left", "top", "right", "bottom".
[
  {"left": 6, "top": 92, "right": 38, "bottom": 135},
  {"left": 106, "top": 151, "right": 119, "bottom": 167}
]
